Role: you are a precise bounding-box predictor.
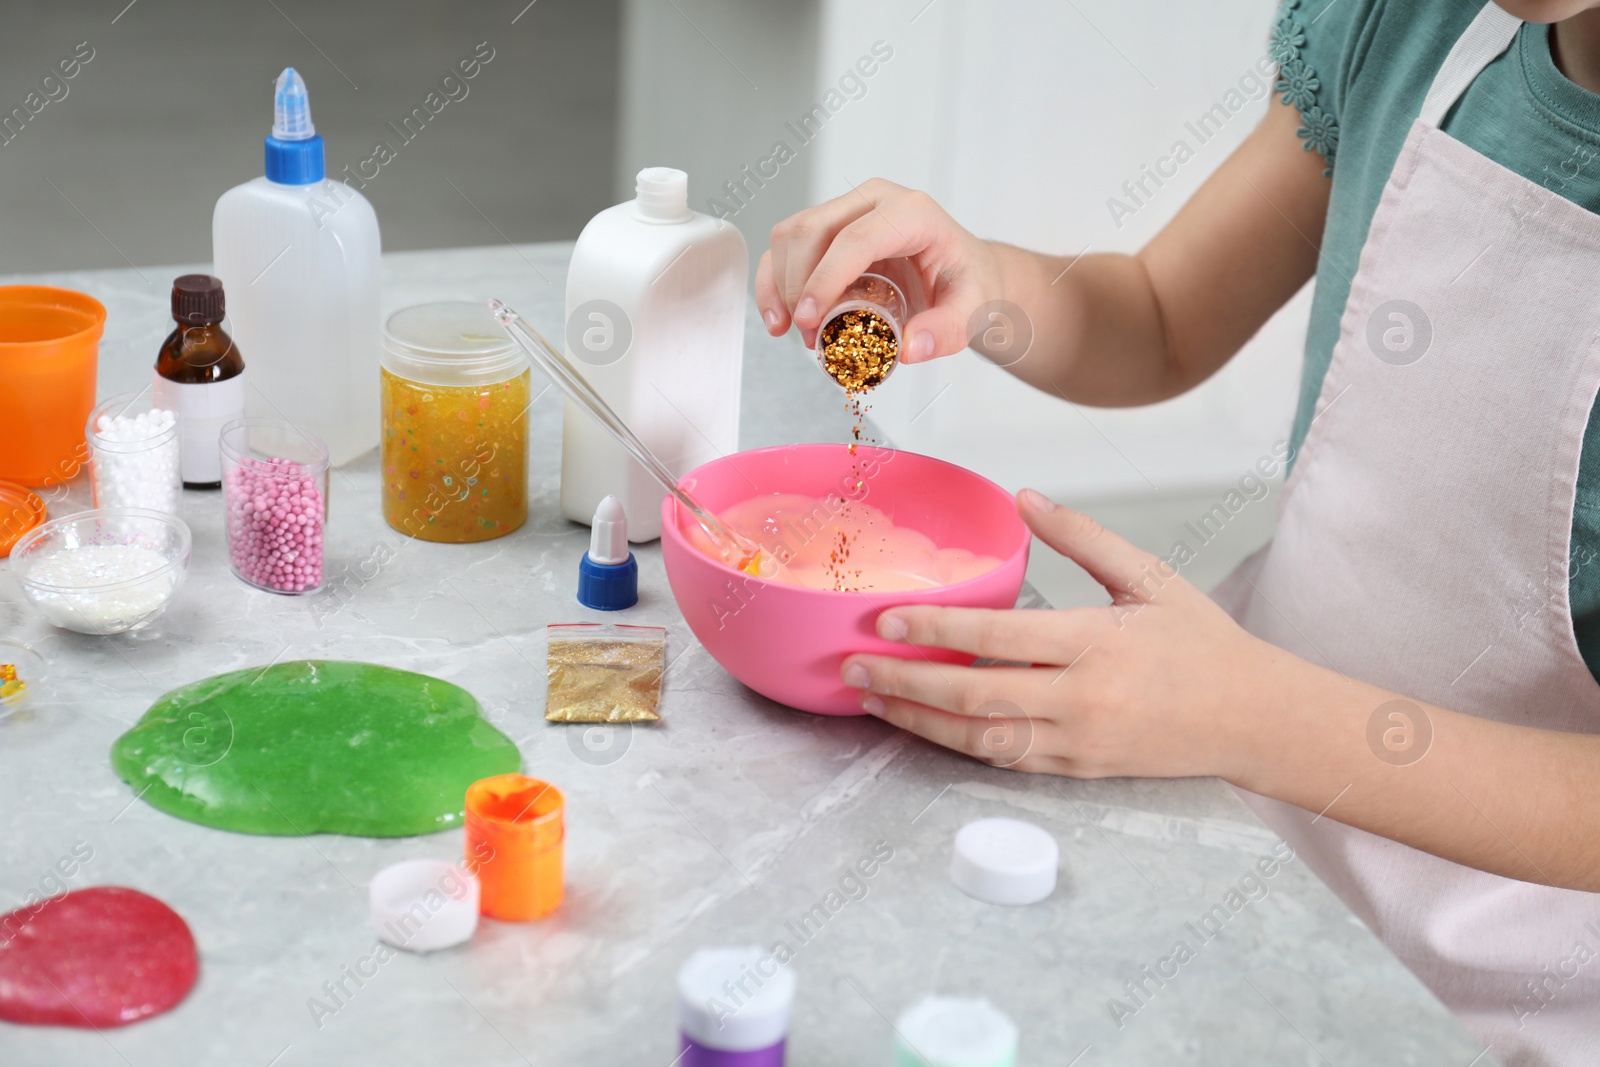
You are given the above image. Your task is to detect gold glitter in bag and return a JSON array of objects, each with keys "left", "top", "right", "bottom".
[{"left": 545, "top": 623, "right": 665, "bottom": 723}]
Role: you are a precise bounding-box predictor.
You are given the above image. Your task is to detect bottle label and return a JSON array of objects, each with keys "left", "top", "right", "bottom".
[{"left": 151, "top": 371, "right": 247, "bottom": 484}]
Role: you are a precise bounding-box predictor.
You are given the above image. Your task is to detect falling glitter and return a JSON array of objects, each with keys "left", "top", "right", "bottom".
[{"left": 816, "top": 307, "right": 898, "bottom": 591}]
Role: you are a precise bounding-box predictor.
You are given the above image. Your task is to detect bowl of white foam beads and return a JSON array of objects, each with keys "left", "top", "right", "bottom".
[
  {"left": 86, "top": 392, "right": 181, "bottom": 513},
  {"left": 10, "top": 509, "right": 192, "bottom": 634}
]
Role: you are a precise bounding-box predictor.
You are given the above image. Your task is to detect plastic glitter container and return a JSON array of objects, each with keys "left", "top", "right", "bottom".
[
  {"left": 816, "top": 258, "right": 928, "bottom": 392},
  {"left": 381, "top": 301, "right": 530, "bottom": 543}
]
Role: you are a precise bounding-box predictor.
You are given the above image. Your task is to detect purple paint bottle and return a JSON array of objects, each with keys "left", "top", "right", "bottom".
[{"left": 676, "top": 945, "right": 796, "bottom": 1066}]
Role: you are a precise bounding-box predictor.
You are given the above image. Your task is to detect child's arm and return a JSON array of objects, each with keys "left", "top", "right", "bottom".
[
  {"left": 755, "top": 97, "right": 1329, "bottom": 404},
  {"left": 841, "top": 496, "right": 1600, "bottom": 893}
]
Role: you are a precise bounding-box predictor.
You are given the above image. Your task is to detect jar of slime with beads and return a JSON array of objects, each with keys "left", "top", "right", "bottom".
[{"left": 380, "top": 301, "right": 530, "bottom": 543}]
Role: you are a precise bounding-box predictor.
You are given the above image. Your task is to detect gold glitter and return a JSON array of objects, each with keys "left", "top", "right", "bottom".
[
  {"left": 826, "top": 391, "right": 876, "bottom": 592},
  {"left": 545, "top": 626, "right": 664, "bottom": 722},
  {"left": 814, "top": 305, "right": 898, "bottom": 590},
  {"left": 819, "top": 309, "right": 898, "bottom": 392}
]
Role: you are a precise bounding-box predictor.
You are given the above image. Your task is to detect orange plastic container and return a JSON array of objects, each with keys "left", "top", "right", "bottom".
[
  {"left": 0, "top": 286, "right": 106, "bottom": 487},
  {"left": 0, "top": 482, "right": 45, "bottom": 558},
  {"left": 464, "top": 774, "right": 564, "bottom": 922}
]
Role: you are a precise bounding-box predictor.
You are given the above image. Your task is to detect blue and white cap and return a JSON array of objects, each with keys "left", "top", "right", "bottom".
[{"left": 264, "top": 67, "right": 325, "bottom": 184}]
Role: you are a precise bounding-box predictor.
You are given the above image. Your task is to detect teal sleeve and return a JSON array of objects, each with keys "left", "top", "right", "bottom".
[{"left": 1272, "top": 0, "right": 1380, "bottom": 175}]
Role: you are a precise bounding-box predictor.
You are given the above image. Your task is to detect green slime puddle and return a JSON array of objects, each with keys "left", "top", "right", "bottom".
[{"left": 110, "top": 660, "right": 521, "bottom": 837}]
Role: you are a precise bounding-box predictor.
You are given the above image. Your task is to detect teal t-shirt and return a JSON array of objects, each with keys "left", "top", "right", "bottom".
[{"left": 1278, "top": 0, "right": 1600, "bottom": 678}]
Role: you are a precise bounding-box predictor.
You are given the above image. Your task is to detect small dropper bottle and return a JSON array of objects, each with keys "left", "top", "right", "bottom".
[
  {"left": 577, "top": 495, "right": 638, "bottom": 610},
  {"left": 815, "top": 257, "right": 928, "bottom": 391}
]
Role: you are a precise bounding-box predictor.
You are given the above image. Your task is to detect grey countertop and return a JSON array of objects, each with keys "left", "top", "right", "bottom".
[{"left": 0, "top": 244, "right": 1486, "bottom": 1066}]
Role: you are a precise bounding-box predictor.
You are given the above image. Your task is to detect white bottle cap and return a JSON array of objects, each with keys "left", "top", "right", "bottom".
[
  {"left": 369, "top": 860, "right": 479, "bottom": 953},
  {"left": 949, "top": 817, "right": 1058, "bottom": 906},
  {"left": 635, "top": 167, "right": 691, "bottom": 222},
  {"left": 895, "top": 996, "right": 1019, "bottom": 1067},
  {"left": 589, "top": 494, "right": 630, "bottom": 565},
  {"left": 676, "top": 945, "right": 796, "bottom": 1051},
  {"left": 272, "top": 67, "right": 316, "bottom": 141}
]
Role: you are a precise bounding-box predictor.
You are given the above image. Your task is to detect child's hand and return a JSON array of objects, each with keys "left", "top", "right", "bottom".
[
  {"left": 756, "top": 178, "right": 1005, "bottom": 361},
  {"left": 840, "top": 488, "right": 1293, "bottom": 780}
]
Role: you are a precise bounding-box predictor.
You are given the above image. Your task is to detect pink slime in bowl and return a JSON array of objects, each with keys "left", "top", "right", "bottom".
[{"left": 661, "top": 444, "right": 1031, "bottom": 716}]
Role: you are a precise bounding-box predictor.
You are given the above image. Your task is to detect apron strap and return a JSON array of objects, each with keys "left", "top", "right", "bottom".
[{"left": 1418, "top": 3, "right": 1523, "bottom": 127}]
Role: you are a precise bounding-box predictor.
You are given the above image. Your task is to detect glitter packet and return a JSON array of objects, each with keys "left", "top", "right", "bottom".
[{"left": 545, "top": 623, "right": 665, "bottom": 723}]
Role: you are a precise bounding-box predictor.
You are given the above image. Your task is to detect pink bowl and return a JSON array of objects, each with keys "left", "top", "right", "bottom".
[{"left": 661, "top": 444, "right": 1031, "bottom": 716}]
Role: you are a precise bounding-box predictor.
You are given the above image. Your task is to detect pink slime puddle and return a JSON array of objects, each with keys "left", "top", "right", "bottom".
[
  {"left": 691, "top": 493, "right": 1004, "bottom": 592},
  {"left": 0, "top": 886, "right": 198, "bottom": 1028}
]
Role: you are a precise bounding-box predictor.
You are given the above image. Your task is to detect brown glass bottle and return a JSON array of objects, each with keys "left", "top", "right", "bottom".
[{"left": 153, "top": 275, "right": 246, "bottom": 489}]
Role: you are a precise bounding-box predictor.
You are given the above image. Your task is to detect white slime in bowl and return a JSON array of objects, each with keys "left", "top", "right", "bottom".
[{"left": 25, "top": 544, "right": 179, "bottom": 632}]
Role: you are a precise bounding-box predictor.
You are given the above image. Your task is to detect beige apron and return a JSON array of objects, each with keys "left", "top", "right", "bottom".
[{"left": 1213, "top": 6, "right": 1600, "bottom": 1064}]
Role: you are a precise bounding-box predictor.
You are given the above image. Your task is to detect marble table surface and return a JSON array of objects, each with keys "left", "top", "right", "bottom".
[{"left": 0, "top": 244, "right": 1487, "bottom": 1066}]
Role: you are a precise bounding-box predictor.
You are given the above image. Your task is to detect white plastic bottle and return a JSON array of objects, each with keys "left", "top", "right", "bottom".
[
  {"left": 212, "top": 68, "right": 381, "bottom": 466},
  {"left": 560, "top": 167, "right": 747, "bottom": 542}
]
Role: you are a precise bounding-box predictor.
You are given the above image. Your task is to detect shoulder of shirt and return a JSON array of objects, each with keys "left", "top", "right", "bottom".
[{"left": 1275, "top": 0, "right": 1484, "bottom": 174}]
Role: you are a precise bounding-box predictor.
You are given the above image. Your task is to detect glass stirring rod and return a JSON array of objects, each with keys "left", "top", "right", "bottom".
[{"left": 488, "top": 299, "right": 770, "bottom": 576}]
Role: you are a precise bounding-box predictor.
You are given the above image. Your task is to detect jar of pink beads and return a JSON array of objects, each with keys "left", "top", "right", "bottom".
[{"left": 219, "top": 418, "right": 329, "bottom": 595}]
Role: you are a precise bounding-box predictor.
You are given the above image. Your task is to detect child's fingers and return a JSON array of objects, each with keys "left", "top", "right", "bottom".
[
  {"left": 842, "top": 656, "right": 1037, "bottom": 719},
  {"left": 900, "top": 287, "right": 985, "bottom": 363},
  {"left": 862, "top": 693, "right": 1059, "bottom": 770},
  {"left": 754, "top": 251, "right": 789, "bottom": 335},
  {"left": 871, "top": 603, "right": 1106, "bottom": 664},
  {"left": 770, "top": 188, "right": 887, "bottom": 315},
  {"left": 1018, "top": 491, "right": 1174, "bottom": 604},
  {"left": 797, "top": 210, "right": 926, "bottom": 332}
]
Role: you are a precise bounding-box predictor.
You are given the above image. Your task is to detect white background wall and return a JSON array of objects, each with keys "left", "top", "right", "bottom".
[{"left": 620, "top": 0, "right": 1308, "bottom": 504}]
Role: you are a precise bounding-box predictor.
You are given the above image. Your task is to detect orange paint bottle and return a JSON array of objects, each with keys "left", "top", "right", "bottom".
[{"left": 464, "top": 774, "right": 564, "bottom": 922}]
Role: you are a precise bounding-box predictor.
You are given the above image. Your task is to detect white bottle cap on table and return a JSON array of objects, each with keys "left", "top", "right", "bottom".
[
  {"left": 895, "top": 996, "right": 1019, "bottom": 1067},
  {"left": 369, "top": 859, "right": 479, "bottom": 952},
  {"left": 949, "top": 817, "right": 1058, "bottom": 905},
  {"left": 676, "top": 944, "right": 796, "bottom": 1051}
]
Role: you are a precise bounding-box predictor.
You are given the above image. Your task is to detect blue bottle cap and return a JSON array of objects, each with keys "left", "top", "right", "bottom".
[{"left": 578, "top": 553, "right": 638, "bottom": 611}]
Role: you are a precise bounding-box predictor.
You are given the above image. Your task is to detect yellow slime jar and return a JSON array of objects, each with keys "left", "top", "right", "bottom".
[{"left": 381, "top": 301, "right": 530, "bottom": 542}]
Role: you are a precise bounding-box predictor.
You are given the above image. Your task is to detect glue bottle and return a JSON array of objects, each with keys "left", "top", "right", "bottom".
[
  {"left": 212, "top": 68, "right": 381, "bottom": 466},
  {"left": 561, "top": 167, "right": 747, "bottom": 542}
]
